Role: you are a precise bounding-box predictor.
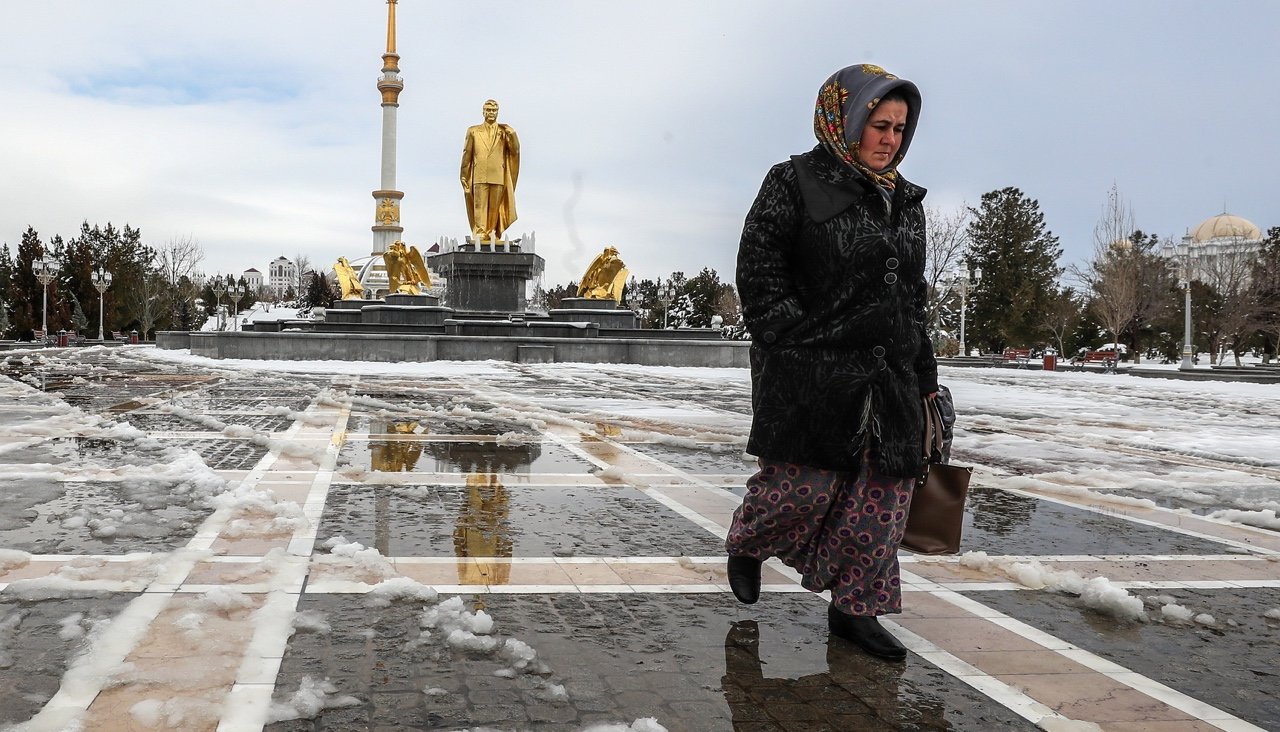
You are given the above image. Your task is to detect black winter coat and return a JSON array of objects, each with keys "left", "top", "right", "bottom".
[{"left": 736, "top": 146, "right": 938, "bottom": 478}]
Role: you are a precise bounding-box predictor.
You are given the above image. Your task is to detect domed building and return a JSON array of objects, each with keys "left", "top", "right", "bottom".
[{"left": 1161, "top": 211, "right": 1264, "bottom": 283}]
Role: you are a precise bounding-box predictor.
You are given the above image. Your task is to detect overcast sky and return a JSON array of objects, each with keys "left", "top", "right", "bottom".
[{"left": 1, "top": 1, "right": 1276, "bottom": 288}]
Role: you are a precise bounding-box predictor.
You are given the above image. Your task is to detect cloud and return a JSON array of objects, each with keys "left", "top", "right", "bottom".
[{"left": 1, "top": 0, "right": 1276, "bottom": 289}]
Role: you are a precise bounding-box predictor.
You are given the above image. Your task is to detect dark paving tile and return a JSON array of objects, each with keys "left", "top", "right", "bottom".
[
  {"left": 0, "top": 436, "right": 182, "bottom": 468},
  {"left": 0, "top": 478, "right": 213, "bottom": 554},
  {"left": 624, "top": 444, "right": 756, "bottom": 475},
  {"left": 338, "top": 439, "right": 590, "bottom": 475},
  {"left": 967, "top": 587, "right": 1280, "bottom": 729},
  {"left": 271, "top": 593, "right": 1039, "bottom": 731},
  {"left": 317, "top": 483, "right": 725, "bottom": 558},
  {"left": 167, "top": 393, "right": 314, "bottom": 413},
  {"left": 0, "top": 592, "right": 138, "bottom": 726},
  {"left": 117, "top": 412, "right": 295, "bottom": 433},
  {"left": 157, "top": 438, "right": 270, "bottom": 470},
  {"left": 345, "top": 414, "right": 541, "bottom": 437},
  {"left": 951, "top": 486, "right": 1237, "bottom": 556}
]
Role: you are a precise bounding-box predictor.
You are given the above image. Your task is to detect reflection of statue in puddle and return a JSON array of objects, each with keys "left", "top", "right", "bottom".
[
  {"left": 721, "top": 620, "right": 945, "bottom": 729},
  {"left": 421, "top": 439, "right": 542, "bottom": 474},
  {"left": 454, "top": 473, "right": 512, "bottom": 585},
  {"left": 369, "top": 420, "right": 424, "bottom": 472},
  {"left": 966, "top": 485, "right": 1038, "bottom": 536}
]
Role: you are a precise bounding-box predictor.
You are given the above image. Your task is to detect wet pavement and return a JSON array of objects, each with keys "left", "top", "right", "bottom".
[{"left": 0, "top": 346, "right": 1277, "bottom": 731}]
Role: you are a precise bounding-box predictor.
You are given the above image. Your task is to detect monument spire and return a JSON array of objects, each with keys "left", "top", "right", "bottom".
[{"left": 371, "top": 0, "right": 405, "bottom": 255}]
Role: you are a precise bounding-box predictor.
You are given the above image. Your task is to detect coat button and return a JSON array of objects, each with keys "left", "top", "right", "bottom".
[
  {"left": 886, "top": 257, "right": 899, "bottom": 270},
  {"left": 763, "top": 331, "right": 777, "bottom": 344},
  {"left": 883, "top": 272, "right": 898, "bottom": 284},
  {"left": 872, "top": 345, "right": 886, "bottom": 357}
]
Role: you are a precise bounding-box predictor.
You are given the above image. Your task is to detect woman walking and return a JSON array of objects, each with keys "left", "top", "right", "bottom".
[{"left": 726, "top": 63, "right": 937, "bottom": 661}]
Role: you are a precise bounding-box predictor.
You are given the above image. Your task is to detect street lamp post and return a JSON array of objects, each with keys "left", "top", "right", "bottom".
[
  {"left": 1179, "top": 262, "right": 1195, "bottom": 370},
  {"left": 657, "top": 282, "right": 676, "bottom": 329},
  {"left": 229, "top": 284, "right": 245, "bottom": 329},
  {"left": 32, "top": 256, "right": 59, "bottom": 336},
  {"left": 212, "top": 281, "right": 228, "bottom": 331},
  {"left": 953, "top": 266, "right": 982, "bottom": 356},
  {"left": 91, "top": 267, "right": 112, "bottom": 342}
]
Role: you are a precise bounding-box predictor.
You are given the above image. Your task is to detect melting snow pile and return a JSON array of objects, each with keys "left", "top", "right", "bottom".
[
  {"left": 316, "top": 536, "right": 398, "bottom": 582},
  {"left": 959, "top": 552, "right": 1146, "bottom": 621},
  {"left": 267, "top": 676, "right": 362, "bottom": 723}
]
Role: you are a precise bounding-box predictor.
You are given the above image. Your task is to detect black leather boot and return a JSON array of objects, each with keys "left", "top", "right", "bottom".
[
  {"left": 726, "top": 556, "right": 762, "bottom": 604},
  {"left": 827, "top": 604, "right": 906, "bottom": 661}
]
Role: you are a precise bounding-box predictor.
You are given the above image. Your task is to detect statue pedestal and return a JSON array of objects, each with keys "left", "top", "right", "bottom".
[
  {"left": 325, "top": 299, "right": 368, "bottom": 325},
  {"left": 548, "top": 297, "right": 638, "bottom": 329},
  {"left": 384, "top": 293, "right": 440, "bottom": 307},
  {"left": 429, "top": 251, "right": 544, "bottom": 314},
  {"left": 362, "top": 292, "right": 450, "bottom": 327},
  {"left": 323, "top": 295, "right": 452, "bottom": 328}
]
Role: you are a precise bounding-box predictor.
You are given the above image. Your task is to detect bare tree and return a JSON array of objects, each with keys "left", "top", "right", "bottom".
[
  {"left": 293, "top": 253, "right": 312, "bottom": 298},
  {"left": 156, "top": 235, "right": 205, "bottom": 286},
  {"left": 1199, "top": 248, "right": 1256, "bottom": 365},
  {"left": 1041, "top": 287, "right": 1082, "bottom": 357},
  {"left": 155, "top": 236, "right": 205, "bottom": 331},
  {"left": 923, "top": 204, "right": 972, "bottom": 332},
  {"left": 1076, "top": 185, "right": 1138, "bottom": 358},
  {"left": 131, "top": 268, "right": 168, "bottom": 341}
]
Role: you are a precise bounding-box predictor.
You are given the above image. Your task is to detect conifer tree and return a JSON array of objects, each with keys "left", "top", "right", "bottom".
[{"left": 965, "top": 188, "right": 1063, "bottom": 352}]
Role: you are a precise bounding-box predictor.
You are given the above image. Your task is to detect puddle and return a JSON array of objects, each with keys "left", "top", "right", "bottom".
[{"left": 318, "top": 479, "right": 726, "bottom": 558}]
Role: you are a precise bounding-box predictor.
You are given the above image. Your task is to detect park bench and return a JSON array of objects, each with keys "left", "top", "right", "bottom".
[
  {"left": 32, "top": 329, "right": 55, "bottom": 346},
  {"left": 111, "top": 330, "right": 129, "bottom": 343},
  {"left": 1072, "top": 350, "right": 1118, "bottom": 372},
  {"left": 996, "top": 347, "right": 1032, "bottom": 368}
]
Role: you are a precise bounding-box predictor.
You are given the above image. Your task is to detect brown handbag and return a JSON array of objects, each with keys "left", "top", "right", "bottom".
[{"left": 901, "top": 397, "right": 972, "bottom": 555}]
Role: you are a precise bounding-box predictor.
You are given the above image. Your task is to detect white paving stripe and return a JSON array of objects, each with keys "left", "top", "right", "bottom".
[
  {"left": 882, "top": 620, "right": 1069, "bottom": 727},
  {"left": 217, "top": 375, "right": 356, "bottom": 732},
  {"left": 932, "top": 589, "right": 1266, "bottom": 730},
  {"left": 992, "top": 484, "right": 1280, "bottom": 556}
]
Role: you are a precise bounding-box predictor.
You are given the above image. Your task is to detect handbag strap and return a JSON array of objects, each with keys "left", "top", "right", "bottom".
[{"left": 921, "top": 396, "right": 945, "bottom": 462}]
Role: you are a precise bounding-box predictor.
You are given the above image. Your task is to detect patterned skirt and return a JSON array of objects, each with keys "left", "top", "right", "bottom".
[{"left": 724, "top": 454, "right": 914, "bottom": 616}]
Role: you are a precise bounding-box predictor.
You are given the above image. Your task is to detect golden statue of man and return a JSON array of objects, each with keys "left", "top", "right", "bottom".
[
  {"left": 460, "top": 99, "right": 520, "bottom": 243},
  {"left": 333, "top": 257, "right": 365, "bottom": 300},
  {"left": 382, "top": 240, "right": 432, "bottom": 295},
  {"left": 577, "top": 246, "right": 629, "bottom": 303}
]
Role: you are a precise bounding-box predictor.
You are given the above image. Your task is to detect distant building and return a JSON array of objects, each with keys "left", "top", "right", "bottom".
[
  {"left": 269, "top": 256, "right": 297, "bottom": 296},
  {"left": 242, "top": 268, "right": 263, "bottom": 291},
  {"left": 1161, "top": 212, "right": 1264, "bottom": 284}
]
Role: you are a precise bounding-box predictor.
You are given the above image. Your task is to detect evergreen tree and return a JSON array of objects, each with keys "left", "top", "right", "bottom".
[
  {"left": 1248, "top": 226, "right": 1280, "bottom": 360},
  {"left": 0, "top": 243, "right": 12, "bottom": 307},
  {"left": 172, "top": 275, "right": 202, "bottom": 331},
  {"left": 69, "top": 294, "right": 89, "bottom": 333},
  {"left": 683, "top": 268, "right": 723, "bottom": 328},
  {"left": 965, "top": 188, "right": 1064, "bottom": 352},
  {"left": 236, "top": 275, "right": 258, "bottom": 313},
  {"left": 301, "top": 272, "right": 335, "bottom": 310},
  {"left": 628, "top": 277, "right": 660, "bottom": 327},
  {"left": 13, "top": 227, "right": 47, "bottom": 338},
  {"left": 0, "top": 300, "right": 10, "bottom": 338}
]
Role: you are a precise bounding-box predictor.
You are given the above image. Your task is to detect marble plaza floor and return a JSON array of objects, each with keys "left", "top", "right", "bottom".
[{"left": 1, "top": 346, "right": 1278, "bottom": 732}]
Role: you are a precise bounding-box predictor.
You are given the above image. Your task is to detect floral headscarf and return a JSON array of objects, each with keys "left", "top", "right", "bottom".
[{"left": 814, "top": 64, "right": 921, "bottom": 190}]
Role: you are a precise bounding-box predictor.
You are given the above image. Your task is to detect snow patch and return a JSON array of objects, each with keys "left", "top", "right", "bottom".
[
  {"left": 959, "top": 552, "right": 1146, "bottom": 621},
  {"left": 266, "top": 676, "right": 361, "bottom": 722},
  {"left": 581, "top": 719, "right": 670, "bottom": 732}
]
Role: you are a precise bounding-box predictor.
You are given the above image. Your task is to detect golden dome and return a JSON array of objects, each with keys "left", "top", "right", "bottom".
[{"left": 1191, "top": 213, "right": 1261, "bottom": 242}]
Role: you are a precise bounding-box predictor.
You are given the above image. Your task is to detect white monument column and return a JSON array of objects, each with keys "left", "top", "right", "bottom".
[{"left": 371, "top": 0, "right": 405, "bottom": 255}]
